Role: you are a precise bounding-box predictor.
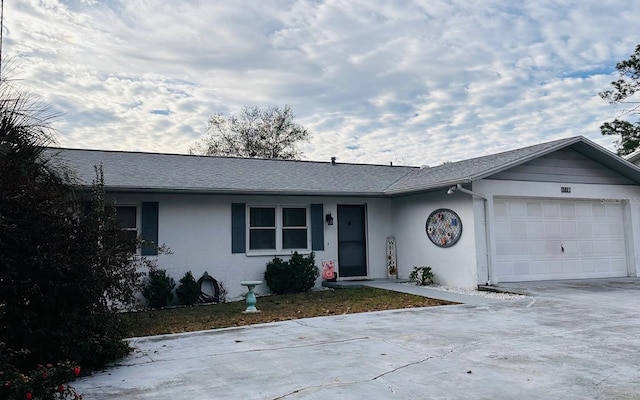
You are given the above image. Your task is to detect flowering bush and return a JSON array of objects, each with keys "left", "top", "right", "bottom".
[{"left": 0, "top": 344, "right": 82, "bottom": 400}]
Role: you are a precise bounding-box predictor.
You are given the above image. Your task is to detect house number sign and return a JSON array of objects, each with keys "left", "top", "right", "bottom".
[{"left": 426, "top": 208, "right": 462, "bottom": 248}]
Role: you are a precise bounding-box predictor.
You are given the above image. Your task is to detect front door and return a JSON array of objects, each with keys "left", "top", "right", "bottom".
[{"left": 337, "top": 205, "right": 367, "bottom": 278}]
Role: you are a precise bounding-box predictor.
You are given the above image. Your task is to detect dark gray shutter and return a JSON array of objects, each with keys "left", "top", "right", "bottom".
[
  {"left": 310, "top": 204, "right": 324, "bottom": 251},
  {"left": 141, "top": 202, "right": 159, "bottom": 256},
  {"left": 231, "top": 203, "right": 246, "bottom": 253}
]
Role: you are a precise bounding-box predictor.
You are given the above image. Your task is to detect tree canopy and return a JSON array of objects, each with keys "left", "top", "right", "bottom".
[
  {"left": 600, "top": 44, "right": 640, "bottom": 156},
  {"left": 189, "top": 105, "right": 311, "bottom": 159}
]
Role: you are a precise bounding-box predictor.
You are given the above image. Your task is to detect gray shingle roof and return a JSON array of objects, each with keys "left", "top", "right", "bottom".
[
  {"left": 47, "top": 136, "right": 640, "bottom": 197},
  {"left": 48, "top": 148, "right": 416, "bottom": 196},
  {"left": 385, "top": 136, "right": 640, "bottom": 194}
]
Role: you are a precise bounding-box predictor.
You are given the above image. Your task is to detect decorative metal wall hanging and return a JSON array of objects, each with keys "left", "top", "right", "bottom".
[{"left": 426, "top": 208, "right": 462, "bottom": 248}]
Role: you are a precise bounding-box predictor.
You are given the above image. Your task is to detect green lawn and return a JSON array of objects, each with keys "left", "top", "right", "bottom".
[{"left": 120, "top": 287, "right": 454, "bottom": 337}]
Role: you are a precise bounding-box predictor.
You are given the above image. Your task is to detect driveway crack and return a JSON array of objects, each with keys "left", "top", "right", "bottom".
[{"left": 273, "top": 348, "right": 458, "bottom": 399}]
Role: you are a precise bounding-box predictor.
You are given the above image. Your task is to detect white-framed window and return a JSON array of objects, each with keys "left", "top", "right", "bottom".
[
  {"left": 115, "top": 205, "right": 138, "bottom": 254},
  {"left": 248, "top": 206, "right": 309, "bottom": 252}
]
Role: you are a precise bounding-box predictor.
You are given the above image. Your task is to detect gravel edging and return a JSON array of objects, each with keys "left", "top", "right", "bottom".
[{"left": 402, "top": 283, "right": 528, "bottom": 300}]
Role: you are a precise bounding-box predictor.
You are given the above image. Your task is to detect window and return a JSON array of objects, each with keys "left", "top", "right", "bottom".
[
  {"left": 282, "top": 207, "right": 307, "bottom": 249},
  {"left": 116, "top": 206, "right": 138, "bottom": 253},
  {"left": 249, "top": 207, "right": 276, "bottom": 250},
  {"left": 248, "top": 206, "right": 309, "bottom": 251}
]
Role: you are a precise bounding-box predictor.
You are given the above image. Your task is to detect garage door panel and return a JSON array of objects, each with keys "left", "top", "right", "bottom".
[
  {"left": 548, "top": 260, "right": 563, "bottom": 274},
  {"left": 509, "top": 202, "right": 526, "bottom": 216},
  {"left": 513, "top": 262, "right": 529, "bottom": 275},
  {"left": 591, "top": 203, "right": 606, "bottom": 217},
  {"left": 494, "top": 198, "right": 628, "bottom": 282},
  {"left": 545, "top": 240, "right": 562, "bottom": 256},
  {"left": 560, "top": 203, "right": 576, "bottom": 218},
  {"left": 611, "top": 258, "right": 627, "bottom": 273},
  {"left": 529, "top": 240, "right": 545, "bottom": 255},
  {"left": 562, "top": 241, "right": 577, "bottom": 255},
  {"left": 561, "top": 221, "right": 577, "bottom": 236},
  {"left": 581, "top": 259, "right": 596, "bottom": 272},
  {"left": 578, "top": 241, "right": 594, "bottom": 255},
  {"left": 543, "top": 203, "right": 559, "bottom": 218},
  {"left": 527, "top": 221, "right": 544, "bottom": 237},
  {"left": 609, "top": 223, "right": 623, "bottom": 237},
  {"left": 593, "top": 241, "right": 609, "bottom": 255},
  {"left": 494, "top": 221, "right": 509, "bottom": 237},
  {"left": 577, "top": 223, "right": 592, "bottom": 237},
  {"left": 545, "top": 221, "right": 560, "bottom": 236},
  {"left": 527, "top": 202, "right": 542, "bottom": 217},
  {"left": 495, "top": 241, "right": 509, "bottom": 256},
  {"left": 564, "top": 259, "right": 581, "bottom": 273},
  {"left": 511, "top": 221, "right": 527, "bottom": 236},
  {"left": 610, "top": 240, "right": 625, "bottom": 253},
  {"left": 606, "top": 204, "right": 623, "bottom": 218},
  {"left": 530, "top": 260, "right": 547, "bottom": 274}
]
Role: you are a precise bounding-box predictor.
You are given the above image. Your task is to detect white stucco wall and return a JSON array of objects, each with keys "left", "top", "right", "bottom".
[
  {"left": 109, "top": 193, "right": 393, "bottom": 300},
  {"left": 390, "top": 191, "right": 478, "bottom": 288},
  {"left": 473, "top": 179, "right": 640, "bottom": 283}
]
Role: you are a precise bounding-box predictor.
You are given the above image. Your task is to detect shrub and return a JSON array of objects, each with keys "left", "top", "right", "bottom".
[
  {"left": 409, "top": 266, "right": 434, "bottom": 286},
  {"left": 0, "top": 63, "right": 148, "bottom": 395},
  {"left": 1, "top": 164, "right": 143, "bottom": 371},
  {"left": 176, "top": 271, "right": 200, "bottom": 306},
  {"left": 264, "top": 252, "right": 319, "bottom": 295},
  {"left": 142, "top": 269, "right": 176, "bottom": 308},
  {"left": 0, "top": 343, "right": 82, "bottom": 400}
]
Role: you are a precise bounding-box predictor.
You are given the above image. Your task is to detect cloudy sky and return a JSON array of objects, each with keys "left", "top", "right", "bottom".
[{"left": 4, "top": 0, "right": 639, "bottom": 165}]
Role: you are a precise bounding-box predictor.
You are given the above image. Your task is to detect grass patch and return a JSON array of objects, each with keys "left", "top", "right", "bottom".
[{"left": 120, "top": 287, "right": 454, "bottom": 337}]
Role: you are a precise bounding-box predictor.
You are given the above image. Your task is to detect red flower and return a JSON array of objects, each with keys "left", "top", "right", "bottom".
[
  {"left": 58, "top": 384, "right": 65, "bottom": 393},
  {"left": 73, "top": 366, "right": 81, "bottom": 376},
  {"left": 26, "top": 393, "right": 33, "bottom": 400}
]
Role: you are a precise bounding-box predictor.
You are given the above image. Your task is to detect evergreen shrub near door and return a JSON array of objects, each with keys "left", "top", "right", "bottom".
[{"left": 264, "top": 252, "right": 319, "bottom": 295}]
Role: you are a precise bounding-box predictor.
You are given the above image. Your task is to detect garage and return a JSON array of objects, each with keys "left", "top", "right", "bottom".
[{"left": 493, "top": 198, "right": 628, "bottom": 282}]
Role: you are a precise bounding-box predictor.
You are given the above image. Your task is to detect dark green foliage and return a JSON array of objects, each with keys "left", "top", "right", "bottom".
[
  {"left": 599, "top": 44, "right": 640, "bottom": 156},
  {"left": 600, "top": 119, "right": 640, "bottom": 156},
  {"left": 0, "top": 71, "right": 145, "bottom": 397},
  {"left": 143, "top": 269, "right": 176, "bottom": 309},
  {"left": 0, "top": 161, "right": 140, "bottom": 371},
  {"left": 0, "top": 343, "right": 82, "bottom": 400},
  {"left": 264, "top": 252, "right": 319, "bottom": 295},
  {"left": 409, "top": 266, "right": 434, "bottom": 286},
  {"left": 176, "top": 271, "right": 200, "bottom": 306}
]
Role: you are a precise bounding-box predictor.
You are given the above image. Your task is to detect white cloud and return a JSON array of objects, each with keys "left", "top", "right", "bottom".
[{"left": 4, "top": 0, "right": 639, "bottom": 165}]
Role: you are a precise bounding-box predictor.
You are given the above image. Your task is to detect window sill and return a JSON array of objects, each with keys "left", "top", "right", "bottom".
[{"left": 245, "top": 249, "right": 312, "bottom": 257}]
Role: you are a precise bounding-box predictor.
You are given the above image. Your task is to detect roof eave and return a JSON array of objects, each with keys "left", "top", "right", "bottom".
[
  {"left": 383, "top": 178, "right": 473, "bottom": 197},
  {"left": 74, "top": 185, "right": 387, "bottom": 198}
]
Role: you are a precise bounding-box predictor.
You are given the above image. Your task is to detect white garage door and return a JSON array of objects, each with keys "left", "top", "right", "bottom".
[{"left": 494, "top": 198, "right": 628, "bottom": 282}]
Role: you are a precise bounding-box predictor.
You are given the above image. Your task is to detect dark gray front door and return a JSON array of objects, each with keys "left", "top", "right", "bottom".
[{"left": 337, "top": 205, "right": 367, "bottom": 277}]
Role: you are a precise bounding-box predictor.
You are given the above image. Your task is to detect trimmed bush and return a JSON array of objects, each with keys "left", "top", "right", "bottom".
[
  {"left": 409, "top": 266, "right": 434, "bottom": 286},
  {"left": 264, "top": 252, "right": 319, "bottom": 295},
  {"left": 142, "top": 269, "right": 176, "bottom": 308},
  {"left": 176, "top": 271, "right": 200, "bottom": 306}
]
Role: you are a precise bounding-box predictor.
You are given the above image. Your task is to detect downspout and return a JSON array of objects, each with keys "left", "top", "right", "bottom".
[{"left": 454, "top": 184, "right": 494, "bottom": 285}]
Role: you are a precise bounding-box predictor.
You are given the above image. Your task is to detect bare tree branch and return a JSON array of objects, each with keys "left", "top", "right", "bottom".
[{"left": 189, "top": 105, "right": 310, "bottom": 159}]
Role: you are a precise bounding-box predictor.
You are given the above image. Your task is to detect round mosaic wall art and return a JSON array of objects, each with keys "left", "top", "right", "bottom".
[{"left": 426, "top": 208, "right": 462, "bottom": 248}]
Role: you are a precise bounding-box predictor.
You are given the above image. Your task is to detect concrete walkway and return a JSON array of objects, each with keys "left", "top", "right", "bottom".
[
  {"left": 74, "top": 278, "right": 640, "bottom": 399},
  {"left": 362, "top": 281, "right": 502, "bottom": 304}
]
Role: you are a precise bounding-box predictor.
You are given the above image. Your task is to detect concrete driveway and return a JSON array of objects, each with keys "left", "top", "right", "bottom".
[{"left": 74, "top": 279, "right": 640, "bottom": 399}]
